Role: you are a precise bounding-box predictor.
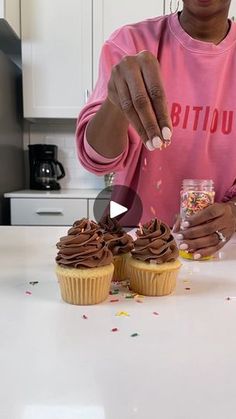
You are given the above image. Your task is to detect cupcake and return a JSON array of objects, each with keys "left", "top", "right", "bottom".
[
  {"left": 55, "top": 218, "right": 114, "bottom": 305},
  {"left": 129, "top": 218, "right": 181, "bottom": 296},
  {"left": 99, "top": 215, "right": 134, "bottom": 281}
]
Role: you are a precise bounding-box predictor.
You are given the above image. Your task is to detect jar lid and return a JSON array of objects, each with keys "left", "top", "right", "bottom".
[{"left": 182, "top": 179, "right": 214, "bottom": 187}]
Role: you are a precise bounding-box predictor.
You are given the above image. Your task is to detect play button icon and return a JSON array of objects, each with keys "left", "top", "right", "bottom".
[
  {"left": 93, "top": 184, "right": 143, "bottom": 231},
  {"left": 110, "top": 201, "right": 128, "bottom": 219}
]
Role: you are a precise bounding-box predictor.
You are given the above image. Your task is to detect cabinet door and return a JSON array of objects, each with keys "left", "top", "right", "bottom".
[
  {"left": 93, "top": 0, "right": 165, "bottom": 84},
  {"left": 21, "top": 0, "right": 92, "bottom": 118},
  {"left": 88, "top": 198, "right": 110, "bottom": 221},
  {"left": 11, "top": 198, "right": 88, "bottom": 225},
  {"left": 0, "top": 0, "right": 20, "bottom": 37},
  {"left": 229, "top": 0, "right": 236, "bottom": 20}
]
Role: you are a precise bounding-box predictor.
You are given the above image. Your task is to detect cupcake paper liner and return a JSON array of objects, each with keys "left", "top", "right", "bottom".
[
  {"left": 113, "top": 253, "right": 131, "bottom": 281},
  {"left": 129, "top": 258, "right": 181, "bottom": 296},
  {"left": 56, "top": 264, "right": 114, "bottom": 305}
]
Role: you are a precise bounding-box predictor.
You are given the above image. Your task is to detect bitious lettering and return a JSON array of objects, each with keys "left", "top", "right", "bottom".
[{"left": 171, "top": 102, "right": 234, "bottom": 135}]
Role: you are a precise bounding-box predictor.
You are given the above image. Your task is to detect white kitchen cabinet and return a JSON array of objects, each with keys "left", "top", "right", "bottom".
[
  {"left": 5, "top": 189, "right": 112, "bottom": 225},
  {"left": 0, "top": 0, "right": 20, "bottom": 37},
  {"left": 21, "top": 0, "right": 92, "bottom": 118},
  {"left": 21, "top": 0, "right": 165, "bottom": 118},
  {"left": 88, "top": 198, "right": 110, "bottom": 221},
  {"left": 93, "top": 0, "right": 165, "bottom": 84},
  {"left": 10, "top": 198, "right": 88, "bottom": 225},
  {"left": 229, "top": 0, "right": 236, "bottom": 19}
]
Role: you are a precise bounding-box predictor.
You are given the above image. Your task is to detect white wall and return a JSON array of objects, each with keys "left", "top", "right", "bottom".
[{"left": 23, "top": 121, "right": 104, "bottom": 190}]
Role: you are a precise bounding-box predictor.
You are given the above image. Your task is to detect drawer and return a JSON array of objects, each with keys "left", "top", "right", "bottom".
[
  {"left": 88, "top": 198, "right": 110, "bottom": 221},
  {"left": 10, "top": 198, "right": 88, "bottom": 226}
]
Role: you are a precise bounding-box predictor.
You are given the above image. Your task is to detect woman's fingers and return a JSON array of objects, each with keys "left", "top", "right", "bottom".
[
  {"left": 191, "top": 240, "right": 226, "bottom": 260},
  {"left": 111, "top": 73, "right": 150, "bottom": 148},
  {"left": 117, "top": 59, "right": 161, "bottom": 149},
  {"left": 139, "top": 52, "right": 172, "bottom": 145},
  {"left": 181, "top": 203, "right": 225, "bottom": 229},
  {"left": 177, "top": 218, "right": 226, "bottom": 240},
  {"left": 179, "top": 228, "right": 228, "bottom": 252},
  {"left": 108, "top": 51, "right": 172, "bottom": 150},
  {"left": 125, "top": 63, "right": 162, "bottom": 149},
  {"left": 176, "top": 202, "right": 235, "bottom": 258}
]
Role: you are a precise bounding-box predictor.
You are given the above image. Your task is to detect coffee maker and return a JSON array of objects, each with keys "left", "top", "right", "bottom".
[{"left": 29, "top": 144, "right": 65, "bottom": 190}]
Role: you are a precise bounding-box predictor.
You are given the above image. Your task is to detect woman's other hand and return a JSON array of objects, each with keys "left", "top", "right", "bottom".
[
  {"left": 175, "top": 203, "right": 236, "bottom": 259},
  {"left": 107, "top": 51, "right": 172, "bottom": 151}
]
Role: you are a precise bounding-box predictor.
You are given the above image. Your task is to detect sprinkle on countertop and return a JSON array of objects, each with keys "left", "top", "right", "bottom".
[
  {"left": 25, "top": 291, "right": 32, "bottom": 296},
  {"left": 111, "top": 328, "right": 119, "bottom": 332},
  {"left": 82, "top": 315, "right": 88, "bottom": 319},
  {"left": 109, "top": 290, "right": 119, "bottom": 295},
  {"left": 116, "top": 311, "right": 130, "bottom": 317},
  {"left": 131, "top": 333, "right": 139, "bottom": 338},
  {"left": 110, "top": 299, "right": 119, "bottom": 303},
  {"left": 125, "top": 293, "right": 136, "bottom": 299},
  {"left": 29, "top": 281, "right": 39, "bottom": 286},
  {"left": 153, "top": 312, "right": 159, "bottom": 316},
  {"left": 134, "top": 294, "right": 144, "bottom": 303},
  {"left": 185, "top": 287, "right": 191, "bottom": 291}
]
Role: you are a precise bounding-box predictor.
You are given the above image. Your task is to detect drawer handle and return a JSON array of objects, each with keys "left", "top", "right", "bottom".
[{"left": 36, "top": 209, "right": 63, "bottom": 215}]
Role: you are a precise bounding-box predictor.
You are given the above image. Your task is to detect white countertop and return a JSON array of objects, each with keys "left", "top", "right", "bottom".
[
  {"left": 1, "top": 226, "right": 236, "bottom": 419},
  {"left": 4, "top": 189, "right": 106, "bottom": 199}
]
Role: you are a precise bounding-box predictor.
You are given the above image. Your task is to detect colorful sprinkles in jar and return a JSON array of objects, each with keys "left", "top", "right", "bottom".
[{"left": 180, "top": 179, "right": 215, "bottom": 218}]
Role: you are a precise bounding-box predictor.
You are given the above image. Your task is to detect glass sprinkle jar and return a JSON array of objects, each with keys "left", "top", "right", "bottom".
[
  {"left": 179, "top": 179, "right": 215, "bottom": 260},
  {"left": 180, "top": 179, "right": 215, "bottom": 219}
]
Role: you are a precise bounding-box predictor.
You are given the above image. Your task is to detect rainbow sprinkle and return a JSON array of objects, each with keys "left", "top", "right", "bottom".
[
  {"left": 150, "top": 206, "right": 156, "bottom": 216},
  {"left": 116, "top": 311, "right": 130, "bottom": 317},
  {"left": 180, "top": 191, "right": 214, "bottom": 217}
]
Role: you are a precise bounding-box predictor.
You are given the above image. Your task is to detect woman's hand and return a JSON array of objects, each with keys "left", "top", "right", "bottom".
[
  {"left": 175, "top": 203, "right": 236, "bottom": 259},
  {"left": 107, "top": 51, "right": 172, "bottom": 150}
]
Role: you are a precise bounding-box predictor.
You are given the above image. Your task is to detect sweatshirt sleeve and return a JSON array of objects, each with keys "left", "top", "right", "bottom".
[{"left": 75, "top": 37, "right": 140, "bottom": 176}]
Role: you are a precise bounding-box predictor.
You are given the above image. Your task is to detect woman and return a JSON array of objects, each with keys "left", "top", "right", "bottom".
[{"left": 76, "top": 0, "right": 236, "bottom": 259}]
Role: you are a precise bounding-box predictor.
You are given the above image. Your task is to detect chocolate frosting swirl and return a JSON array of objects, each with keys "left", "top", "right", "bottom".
[
  {"left": 56, "top": 218, "right": 113, "bottom": 268},
  {"left": 132, "top": 218, "right": 179, "bottom": 264},
  {"left": 99, "top": 215, "right": 134, "bottom": 256},
  {"left": 67, "top": 218, "right": 100, "bottom": 236}
]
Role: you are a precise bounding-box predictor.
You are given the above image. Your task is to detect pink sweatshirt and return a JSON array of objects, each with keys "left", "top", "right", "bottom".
[{"left": 76, "top": 12, "right": 236, "bottom": 226}]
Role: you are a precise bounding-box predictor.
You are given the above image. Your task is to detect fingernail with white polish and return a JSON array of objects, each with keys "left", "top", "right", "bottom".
[
  {"left": 176, "top": 234, "right": 184, "bottom": 240},
  {"left": 152, "top": 136, "right": 163, "bottom": 149},
  {"left": 194, "top": 253, "right": 201, "bottom": 260},
  {"left": 146, "top": 140, "right": 155, "bottom": 151},
  {"left": 179, "top": 243, "right": 189, "bottom": 250},
  {"left": 182, "top": 221, "right": 190, "bottom": 229},
  {"left": 162, "top": 127, "right": 172, "bottom": 141}
]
